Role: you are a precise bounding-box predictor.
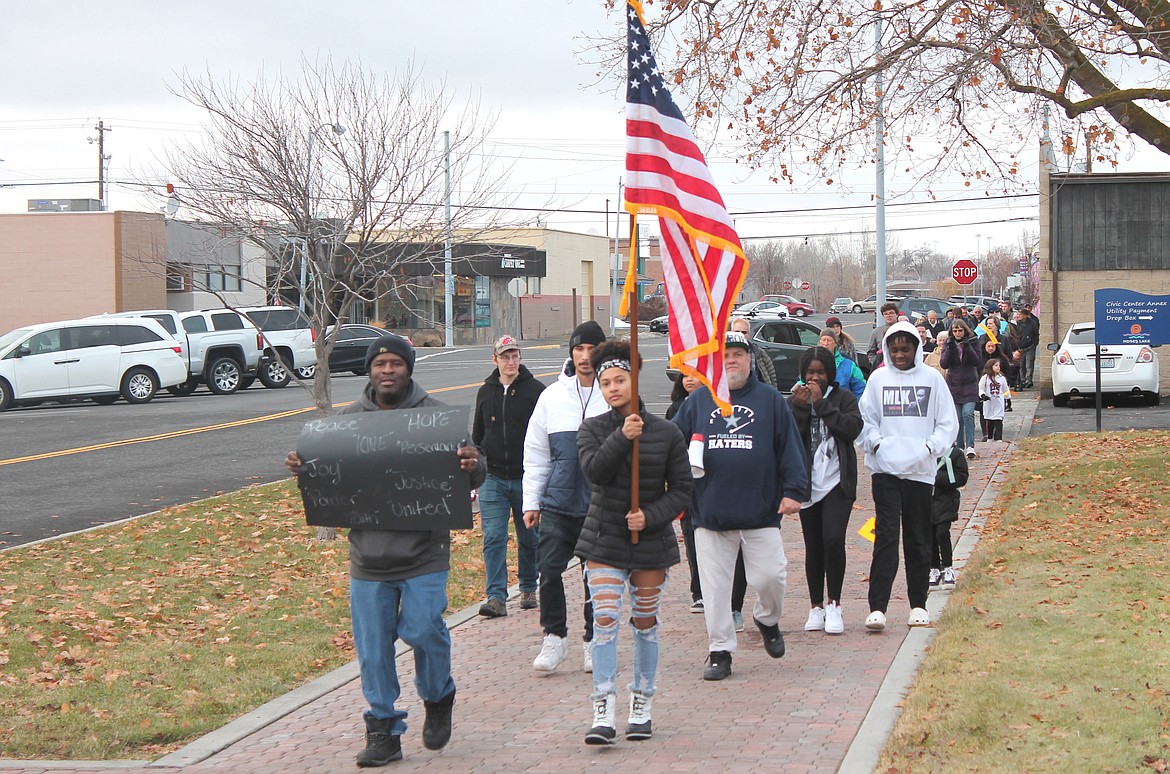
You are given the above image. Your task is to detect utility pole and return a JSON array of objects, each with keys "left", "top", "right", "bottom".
[
  {"left": 873, "top": 18, "right": 887, "bottom": 325},
  {"left": 92, "top": 120, "right": 112, "bottom": 210},
  {"left": 443, "top": 130, "right": 454, "bottom": 349}
]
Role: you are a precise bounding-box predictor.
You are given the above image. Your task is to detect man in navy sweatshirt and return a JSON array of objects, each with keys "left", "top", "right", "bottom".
[{"left": 672, "top": 331, "right": 808, "bottom": 681}]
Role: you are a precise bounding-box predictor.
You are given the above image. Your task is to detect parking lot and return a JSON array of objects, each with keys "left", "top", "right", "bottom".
[{"left": 1030, "top": 390, "right": 1170, "bottom": 434}]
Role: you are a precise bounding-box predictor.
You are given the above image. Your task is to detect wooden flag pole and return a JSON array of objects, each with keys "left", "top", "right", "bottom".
[{"left": 627, "top": 212, "right": 640, "bottom": 545}]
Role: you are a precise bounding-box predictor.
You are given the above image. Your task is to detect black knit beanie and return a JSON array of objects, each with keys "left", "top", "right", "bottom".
[
  {"left": 569, "top": 320, "right": 606, "bottom": 349},
  {"left": 365, "top": 334, "right": 416, "bottom": 375}
]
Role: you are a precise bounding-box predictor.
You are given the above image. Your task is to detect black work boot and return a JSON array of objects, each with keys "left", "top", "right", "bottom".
[
  {"left": 356, "top": 716, "right": 402, "bottom": 767},
  {"left": 422, "top": 689, "right": 455, "bottom": 750}
]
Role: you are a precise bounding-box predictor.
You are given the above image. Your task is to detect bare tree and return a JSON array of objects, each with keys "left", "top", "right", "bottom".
[
  {"left": 594, "top": 0, "right": 1170, "bottom": 187},
  {"left": 156, "top": 59, "right": 508, "bottom": 412},
  {"left": 743, "top": 240, "right": 789, "bottom": 296}
]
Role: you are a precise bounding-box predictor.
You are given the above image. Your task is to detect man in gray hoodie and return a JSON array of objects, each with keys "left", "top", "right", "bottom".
[{"left": 285, "top": 334, "right": 484, "bottom": 767}]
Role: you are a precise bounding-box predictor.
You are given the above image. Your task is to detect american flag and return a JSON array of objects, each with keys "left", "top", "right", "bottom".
[{"left": 622, "top": 0, "right": 748, "bottom": 415}]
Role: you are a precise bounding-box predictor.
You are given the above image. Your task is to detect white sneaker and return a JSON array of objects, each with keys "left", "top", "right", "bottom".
[
  {"left": 582, "top": 640, "right": 593, "bottom": 673},
  {"left": 865, "top": 610, "right": 886, "bottom": 631},
  {"left": 928, "top": 567, "right": 941, "bottom": 589},
  {"left": 804, "top": 607, "right": 826, "bottom": 631},
  {"left": 533, "top": 634, "right": 568, "bottom": 673},
  {"left": 966, "top": 446, "right": 976, "bottom": 459},
  {"left": 908, "top": 607, "right": 931, "bottom": 627},
  {"left": 941, "top": 567, "right": 957, "bottom": 589},
  {"left": 824, "top": 602, "right": 844, "bottom": 635}
]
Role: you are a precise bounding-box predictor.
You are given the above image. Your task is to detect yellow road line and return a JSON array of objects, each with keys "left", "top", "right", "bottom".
[{"left": 0, "top": 370, "right": 564, "bottom": 467}]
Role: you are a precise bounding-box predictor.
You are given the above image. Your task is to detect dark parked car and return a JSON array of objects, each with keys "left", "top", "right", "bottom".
[
  {"left": 649, "top": 315, "right": 669, "bottom": 334},
  {"left": 746, "top": 318, "right": 824, "bottom": 391},
  {"left": 899, "top": 296, "right": 952, "bottom": 322},
  {"left": 665, "top": 318, "right": 822, "bottom": 392},
  {"left": 326, "top": 324, "right": 405, "bottom": 375}
]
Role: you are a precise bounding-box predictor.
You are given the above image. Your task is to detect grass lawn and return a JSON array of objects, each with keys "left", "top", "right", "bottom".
[
  {"left": 881, "top": 431, "right": 1170, "bottom": 772},
  {"left": 0, "top": 479, "right": 501, "bottom": 760}
]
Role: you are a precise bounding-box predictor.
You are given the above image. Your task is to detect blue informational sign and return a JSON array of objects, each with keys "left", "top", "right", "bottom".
[{"left": 1094, "top": 288, "right": 1170, "bottom": 346}]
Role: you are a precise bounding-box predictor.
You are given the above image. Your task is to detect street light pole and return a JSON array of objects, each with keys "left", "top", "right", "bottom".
[
  {"left": 303, "top": 122, "right": 346, "bottom": 313},
  {"left": 985, "top": 236, "right": 992, "bottom": 298},
  {"left": 974, "top": 232, "right": 982, "bottom": 298}
]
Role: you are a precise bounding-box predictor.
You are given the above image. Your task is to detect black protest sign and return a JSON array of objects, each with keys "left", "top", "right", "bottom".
[{"left": 296, "top": 405, "right": 473, "bottom": 531}]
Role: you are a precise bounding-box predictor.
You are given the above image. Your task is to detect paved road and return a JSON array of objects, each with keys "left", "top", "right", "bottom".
[{"left": 0, "top": 337, "right": 675, "bottom": 550}]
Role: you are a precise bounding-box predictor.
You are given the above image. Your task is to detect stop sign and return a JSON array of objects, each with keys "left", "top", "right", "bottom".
[
  {"left": 781, "top": 281, "right": 793, "bottom": 290},
  {"left": 952, "top": 259, "right": 979, "bottom": 285},
  {"left": 800, "top": 281, "right": 811, "bottom": 291}
]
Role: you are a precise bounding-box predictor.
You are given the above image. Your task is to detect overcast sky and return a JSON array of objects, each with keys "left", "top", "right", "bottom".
[{"left": 4, "top": 0, "right": 1157, "bottom": 267}]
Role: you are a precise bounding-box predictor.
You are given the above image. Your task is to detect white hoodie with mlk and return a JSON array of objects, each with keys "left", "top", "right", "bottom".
[{"left": 858, "top": 321, "right": 959, "bottom": 484}]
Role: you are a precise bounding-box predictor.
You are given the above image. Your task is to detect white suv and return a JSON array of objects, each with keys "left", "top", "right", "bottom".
[
  {"left": 0, "top": 318, "right": 187, "bottom": 410},
  {"left": 237, "top": 306, "right": 317, "bottom": 387}
]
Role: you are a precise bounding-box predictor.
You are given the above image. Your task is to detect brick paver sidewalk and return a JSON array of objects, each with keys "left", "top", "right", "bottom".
[{"left": 1, "top": 398, "right": 1037, "bottom": 774}]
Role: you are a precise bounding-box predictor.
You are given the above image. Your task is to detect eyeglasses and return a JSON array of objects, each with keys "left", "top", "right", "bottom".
[{"left": 951, "top": 327, "right": 964, "bottom": 332}]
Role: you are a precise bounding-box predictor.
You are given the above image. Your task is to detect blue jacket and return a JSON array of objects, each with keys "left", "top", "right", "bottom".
[
  {"left": 671, "top": 374, "right": 807, "bottom": 531},
  {"left": 834, "top": 351, "right": 866, "bottom": 399}
]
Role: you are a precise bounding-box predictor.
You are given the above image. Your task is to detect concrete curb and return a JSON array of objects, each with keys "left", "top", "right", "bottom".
[{"left": 837, "top": 393, "right": 1040, "bottom": 773}]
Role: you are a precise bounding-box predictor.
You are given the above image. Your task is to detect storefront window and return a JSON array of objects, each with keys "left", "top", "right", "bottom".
[
  {"left": 474, "top": 276, "right": 491, "bottom": 327},
  {"left": 453, "top": 276, "right": 474, "bottom": 327}
]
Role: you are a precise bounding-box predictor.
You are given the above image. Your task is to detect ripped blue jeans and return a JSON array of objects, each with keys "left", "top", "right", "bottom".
[{"left": 585, "top": 564, "right": 667, "bottom": 701}]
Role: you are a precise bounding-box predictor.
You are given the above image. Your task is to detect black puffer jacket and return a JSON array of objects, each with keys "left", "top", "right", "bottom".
[
  {"left": 787, "top": 385, "right": 864, "bottom": 501},
  {"left": 472, "top": 364, "right": 545, "bottom": 479},
  {"left": 575, "top": 404, "right": 692, "bottom": 570}
]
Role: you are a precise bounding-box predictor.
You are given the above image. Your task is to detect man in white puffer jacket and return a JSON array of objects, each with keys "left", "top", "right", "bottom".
[
  {"left": 857, "top": 321, "right": 958, "bottom": 632},
  {"left": 522, "top": 321, "right": 609, "bottom": 674}
]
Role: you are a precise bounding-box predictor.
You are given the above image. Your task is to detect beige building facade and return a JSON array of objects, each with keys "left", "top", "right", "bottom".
[{"left": 0, "top": 211, "right": 167, "bottom": 333}]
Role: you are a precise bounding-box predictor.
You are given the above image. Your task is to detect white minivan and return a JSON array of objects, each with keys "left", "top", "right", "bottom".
[{"left": 0, "top": 318, "right": 187, "bottom": 410}]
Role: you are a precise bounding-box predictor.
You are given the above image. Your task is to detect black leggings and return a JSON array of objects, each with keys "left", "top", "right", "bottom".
[
  {"left": 931, "top": 521, "right": 954, "bottom": 569},
  {"left": 986, "top": 418, "right": 1003, "bottom": 441},
  {"left": 799, "top": 488, "right": 855, "bottom": 606},
  {"left": 680, "top": 513, "right": 702, "bottom": 602}
]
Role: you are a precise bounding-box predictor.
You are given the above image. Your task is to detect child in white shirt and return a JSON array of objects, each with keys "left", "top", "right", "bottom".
[{"left": 978, "top": 360, "right": 1011, "bottom": 441}]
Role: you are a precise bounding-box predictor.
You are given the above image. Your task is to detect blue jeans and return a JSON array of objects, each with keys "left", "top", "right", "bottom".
[
  {"left": 350, "top": 573, "right": 456, "bottom": 734},
  {"left": 955, "top": 401, "right": 976, "bottom": 449},
  {"left": 537, "top": 511, "right": 593, "bottom": 641},
  {"left": 479, "top": 475, "right": 539, "bottom": 602},
  {"left": 586, "top": 566, "right": 665, "bottom": 699}
]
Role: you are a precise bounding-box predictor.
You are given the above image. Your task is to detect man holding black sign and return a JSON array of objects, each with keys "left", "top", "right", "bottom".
[{"left": 285, "top": 334, "right": 484, "bottom": 767}]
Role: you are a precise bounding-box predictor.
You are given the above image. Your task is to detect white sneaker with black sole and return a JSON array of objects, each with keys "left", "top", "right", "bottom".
[
  {"left": 585, "top": 694, "right": 616, "bottom": 745},
  {"left": 625, "top": 693, "right": 653, "bottom": 741}
]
